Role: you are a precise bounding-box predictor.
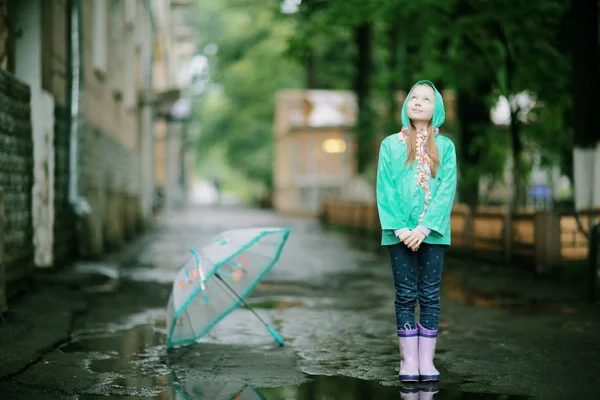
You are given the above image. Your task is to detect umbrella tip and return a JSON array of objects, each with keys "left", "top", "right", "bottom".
[{"left": 267, "top": 325, "right": 285, "bottom": 346}]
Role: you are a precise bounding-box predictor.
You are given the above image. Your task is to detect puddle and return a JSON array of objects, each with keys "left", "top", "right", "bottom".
[
  {"left": 61, "top": 324, "right": 167, "bottom": 377},
  {"left": 79, "top": 397, "right": 157, "bottom": 400},
  {"left": 77, "top": 375, "right": 532, "bottom": 399},
  {"left": 120, "top": 267, "right": 178, "bottom": 284},
  {"left": 259, "top": 376, "right": 532, "bottom": 400},
  {"left": 58, "top": 324, "right": 533, "bottom": 400},
  {"left": 62, "top": 325, "right": 165, "bottom": 358},
  {"left": 74, "top": 262, "right": 120, "bottom": 279},
  {"left": 442, "top": 273, "right": 563, "bottom": 316}
]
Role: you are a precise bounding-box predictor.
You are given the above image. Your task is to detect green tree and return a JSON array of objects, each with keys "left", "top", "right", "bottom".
[
  {"left": 416, "top": 0, "right": 570, "bottom": 209},
  {"left": 567, "top": 0, "right": 600, "bottom": 213},
  {"left": 196, "top": 0, "right": 588, "bottom": 211},
  {"left": 194, "top": 0, "right": 304, "bottom": 196}
]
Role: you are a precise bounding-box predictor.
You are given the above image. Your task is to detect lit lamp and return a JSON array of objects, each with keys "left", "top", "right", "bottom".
[{"left": 322, "top": 138, "right": 346, "bottom": 154}]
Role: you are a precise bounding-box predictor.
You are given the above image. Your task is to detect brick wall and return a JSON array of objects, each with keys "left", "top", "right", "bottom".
[
  {"left": 53, "top": 103, "right": 76, "bottom": 265},
  {"left": 0, "top": 70, "right": 34, "bottom": 280}
]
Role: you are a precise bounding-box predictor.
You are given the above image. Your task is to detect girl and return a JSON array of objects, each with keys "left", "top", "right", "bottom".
[{"left": 376, "top": 80, "right": 457, "bottom": 382}]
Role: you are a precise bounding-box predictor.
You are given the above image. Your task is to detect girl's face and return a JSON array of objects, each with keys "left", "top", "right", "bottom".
[{"left": 406, "top": 85, "right": 435, "bottom": 124}]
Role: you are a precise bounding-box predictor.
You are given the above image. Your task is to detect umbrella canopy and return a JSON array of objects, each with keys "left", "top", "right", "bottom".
[{"left": 166, "top": 227, "right": 290, "bottom": 348}]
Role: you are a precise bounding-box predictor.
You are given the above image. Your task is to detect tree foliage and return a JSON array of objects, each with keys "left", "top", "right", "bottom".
[
  {"left": 194, "top": 0, "right": 598, "bottom": 207},
  {"left": 194, "top": 0, "right": 303, "bottom": 192}
]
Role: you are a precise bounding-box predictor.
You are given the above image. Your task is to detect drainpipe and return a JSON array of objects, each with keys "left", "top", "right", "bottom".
[
  {"left": 145, "top": 0, "right": 156, "bottom": 132},
  {"left": 146, "top": 0, "right": 157, "bottom": 37},
  {"left": 144, "top": 0, "right": 157, "bottom": 218},
  {"left": 67, "top": 0, "right": 91, "bottom": 215}
]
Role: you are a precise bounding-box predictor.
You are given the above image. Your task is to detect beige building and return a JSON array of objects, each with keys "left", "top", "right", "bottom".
[
  {"left": 273, "top": 90, "right": 358, "bottom": 216},
  {"left": 9, "top": 0, "right": 158, "bottom": 260},
  {"left": 0, "top": 0, "right": 198, "bottom": 310},
  {"left": 272, "top": 88, "right": 457, "bottom": 217},
  {"left": 152, "top": 0, "right": 199, "bottom": 211}
]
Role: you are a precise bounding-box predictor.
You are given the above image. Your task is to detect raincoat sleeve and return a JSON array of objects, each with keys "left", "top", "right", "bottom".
[
  {"left": 376, "top": 139, "right": 407, "bottom": 230},
  {"left": 420, "top": 140, "right": 457, "bottom": 237}
]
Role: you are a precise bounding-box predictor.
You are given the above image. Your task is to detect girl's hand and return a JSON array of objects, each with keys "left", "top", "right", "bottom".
[
  {"left": 399, "top": 230, "right": 411, "bottom": 242},
  {"left": 403, "top": 230, "right": 426, "bottom": 251}
]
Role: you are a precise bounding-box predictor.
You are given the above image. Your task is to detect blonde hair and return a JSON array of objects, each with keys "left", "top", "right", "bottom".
[{"left": 403, "top": 123, "right": 440, "bottom": 177}]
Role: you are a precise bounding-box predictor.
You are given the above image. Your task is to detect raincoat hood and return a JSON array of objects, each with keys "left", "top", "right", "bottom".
[{"left": 401, "top": 80, "right": 445, "bottom": 128}]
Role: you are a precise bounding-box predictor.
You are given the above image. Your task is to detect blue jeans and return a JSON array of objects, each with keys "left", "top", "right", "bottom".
[{"left": 388, "top": 242, "right": 446, "bottom": 331}]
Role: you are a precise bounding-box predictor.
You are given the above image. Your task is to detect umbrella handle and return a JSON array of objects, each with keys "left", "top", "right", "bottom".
[
  {"left": 266, "top": 325, "right": 285, "bottom": 346},
  {"left": 214, "top": 273, "right": 285, "bottom": 347}
]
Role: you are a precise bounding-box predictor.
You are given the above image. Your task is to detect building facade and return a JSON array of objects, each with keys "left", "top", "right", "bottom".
[{"left": 0, "top": 0, "right": 199, "bottom": 311}]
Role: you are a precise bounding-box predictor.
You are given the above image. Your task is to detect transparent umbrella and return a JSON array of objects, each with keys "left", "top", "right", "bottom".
[{"left": 166, "top": 227, "right": 290, "bottom": 348}]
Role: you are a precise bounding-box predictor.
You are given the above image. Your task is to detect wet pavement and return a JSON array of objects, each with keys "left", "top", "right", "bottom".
[{"left": 0, "top": 206, "right": 599, "bottom": 399}]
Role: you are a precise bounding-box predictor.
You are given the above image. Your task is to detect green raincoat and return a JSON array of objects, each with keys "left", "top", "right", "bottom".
[{"left": 376, "top": 80, "right": 457, "bottom": 246}]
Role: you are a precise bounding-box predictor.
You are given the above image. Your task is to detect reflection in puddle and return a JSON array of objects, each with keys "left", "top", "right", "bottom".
[
  {"left": 79, "top": 396, "right": 158, "bottom": 400},
  {"left": 62, "top": 324, "right": 165, "bottom": 367},
  {"left": 270, "top": 376, "right": 531, "bottom": 400},
  {"left": 441, "top": 273, "right": 565, "bottom": 316},
  {"left": 62, "top": 324, "right": 171, "bottom": 398},
  {"left": 176, "top": 376, "right": 532, "bottom": 400},
  {"left": 60, "top": 324, "right": 533, "bottom": 400},
  {"left": 176, "top": 381, "right": 263, "bottom": 399},
  {"left": 260, "top": 375, "right": 407, "bottom": 399}
]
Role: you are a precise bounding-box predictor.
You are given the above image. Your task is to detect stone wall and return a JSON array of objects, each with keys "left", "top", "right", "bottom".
[
  {"left": 0, "top": 70, "right": 34, "bottom": 280},
  {"left": 77, "top": 124, "right": 142, "bottom": 257}
]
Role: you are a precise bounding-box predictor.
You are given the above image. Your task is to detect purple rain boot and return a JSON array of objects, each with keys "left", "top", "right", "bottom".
[
  {"left": 417, "top": 322, "right": 440, "bottom": 382},
  {"left": 399, "top": 386, "right": 420, "bottom": 399},
  {"left": 419, "top": 384, "right": 440, "bottom": 399},
  {"left": 398, "top": 327, "right": 420, "bottom": 382}
]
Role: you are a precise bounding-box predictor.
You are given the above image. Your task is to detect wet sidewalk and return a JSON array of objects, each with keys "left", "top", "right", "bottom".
[{"left": 0, "top": 205, "right": 599, "bottom": 399}]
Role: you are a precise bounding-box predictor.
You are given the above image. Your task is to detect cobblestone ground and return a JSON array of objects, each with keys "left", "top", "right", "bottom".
[{"left": 0, "top": 205, "right": 598, "bottom": 399}]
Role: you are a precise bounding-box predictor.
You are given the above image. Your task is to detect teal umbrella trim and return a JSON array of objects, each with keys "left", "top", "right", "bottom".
[{"left": 167, "top": 227, "right": 291, "bottom": 348}]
